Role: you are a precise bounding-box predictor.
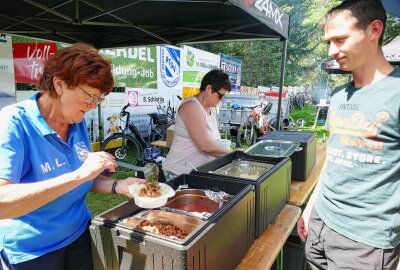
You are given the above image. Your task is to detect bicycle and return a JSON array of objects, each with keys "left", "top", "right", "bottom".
[
  {"left": 101, "top": 103, "right": 168, "bottom": 172},
  {"left": 147, "top": 107, "right": 168, "bottom": 142}
]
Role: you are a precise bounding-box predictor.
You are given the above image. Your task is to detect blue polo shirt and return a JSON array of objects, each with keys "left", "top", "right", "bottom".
[{"left": 0, "top": 93, "right": 93, "bottom": 264}]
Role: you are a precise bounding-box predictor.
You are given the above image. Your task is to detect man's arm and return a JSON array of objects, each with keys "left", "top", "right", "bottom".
[{"left": 297, "top": 160, "right": 326, "bottom": 241}]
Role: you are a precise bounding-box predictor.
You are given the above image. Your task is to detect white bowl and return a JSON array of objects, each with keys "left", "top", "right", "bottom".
[{"left": 128, "top": 183, "right": 176, "bottom": 209}]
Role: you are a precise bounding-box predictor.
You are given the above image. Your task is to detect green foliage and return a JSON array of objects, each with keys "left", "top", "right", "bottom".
[
  {"left": 290, "top": 105, "right": 329, "bottom": 141},
  {"left": 12, "top": 35, "right": 65, "bottom": 49},
  {"left": 193, "top": 40, "right": 282, "bottom": 87},
  {"left": 384, "top": 15, "right": 400, "bottom": 44},
  {"left": 276, "top": 0, "right": 341, "bottom": 87}
]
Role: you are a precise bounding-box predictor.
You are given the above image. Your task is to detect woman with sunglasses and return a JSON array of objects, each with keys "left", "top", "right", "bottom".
[
  {"left": 162, "top": 69, "right": 232, "bottom": 179},
  {"left": 0, "top": 43, "right": 144, "bottom": 270}
]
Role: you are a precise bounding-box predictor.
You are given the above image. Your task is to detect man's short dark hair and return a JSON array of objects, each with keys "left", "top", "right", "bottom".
[
  {"left": 200, "top": 69, "right": 232, "bottom": 93},
  {"left": 323, "top": 0, "right": 387, "bottom": 45}
]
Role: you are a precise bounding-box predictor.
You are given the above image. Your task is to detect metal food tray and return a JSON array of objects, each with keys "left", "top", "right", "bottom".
[
  {"left": 121, "top": 210, "right": 204, "bottom": 240},
  {"left": 90, "top": 174, "right": 255, "bottom": 270},
  {"left": 209, "top": 159, "right": 275, "bottom": 181},
  {"left": 166, "top": 189, "right": 228, "bottom": 213},
  {"left": 245, "top": 140, "right": 300, "bottom": 158}
]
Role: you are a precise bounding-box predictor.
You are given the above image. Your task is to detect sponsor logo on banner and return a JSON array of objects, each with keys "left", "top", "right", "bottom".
[
  {"left": 160, "top": 46, "right": 180, "bottom": 87},
  {"left": 13, "top": 42, "right": 57, "bottom": 83},
  {"left": 127, "top": 89, "right": 166, "bottom": 107},
  {"left": 127, "top": 90, "right": 139, "bottom": 106},
  {"left": 244, "top": 0, "right": 284, "bottom": 28},
  {"left": 186, "top": 50, "right": 195, "bottom": 67},
  {"left": 220, "top": 53, "right": 242, "bottom": 92}
]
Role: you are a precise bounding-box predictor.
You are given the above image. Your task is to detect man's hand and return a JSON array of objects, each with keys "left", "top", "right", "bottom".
[{"left": 297, "top": 214, "right": 308, "bottom": 242}]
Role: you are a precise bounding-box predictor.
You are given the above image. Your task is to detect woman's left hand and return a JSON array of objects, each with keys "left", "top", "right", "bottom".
[{"left": 115, "top": 177, "right": 146, "bottom": 198}]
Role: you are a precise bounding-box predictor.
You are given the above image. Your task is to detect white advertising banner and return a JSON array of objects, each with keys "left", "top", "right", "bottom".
[
  {"left": 157, "top": 45, "right": 182, "bottom": 91},
  {"left": 99, "top": 89, "right": 181, "bottom": 140},
  {"left": 0, "top": 34, "right": 16, "bottom": 109},
  {"left": 181, "top": 45, "right": 220, "bottom": 99}
]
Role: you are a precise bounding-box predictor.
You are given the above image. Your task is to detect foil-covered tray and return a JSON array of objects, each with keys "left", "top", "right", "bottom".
[
  {"left": 209, "top": 159, "right": 274, "bottom": 180},
  {"left": 121, "top": 210, "right": 204, "bottom": 240},
  {"left": 245, "top": 140, "right": 300, "bottom": 158},
  {"left": 165, "top": 189, "right": 229, "bottom": 214}
]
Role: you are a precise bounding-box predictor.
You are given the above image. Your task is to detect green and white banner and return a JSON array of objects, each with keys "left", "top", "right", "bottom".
[
  {"left": 100, "top": 46, "right": 157, "bottom": 88},
  {"left": 181, "top": 45, "right": 220, "bottom": 98}
]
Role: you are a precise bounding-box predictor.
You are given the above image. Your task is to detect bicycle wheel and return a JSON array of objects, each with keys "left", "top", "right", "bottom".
[
  {"left": 151, "top": 124, "right": 168, "bottom": 142},
  {"left": 101, "top": 133, "right": 143, "bottom": 172},
  {"left": 236, "top": 121, "right": 256, "bottom": 148}
]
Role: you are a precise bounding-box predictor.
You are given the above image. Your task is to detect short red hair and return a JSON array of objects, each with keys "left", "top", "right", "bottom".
[{"left": 38, "top": 43, "right": 114, "bottom": 97}]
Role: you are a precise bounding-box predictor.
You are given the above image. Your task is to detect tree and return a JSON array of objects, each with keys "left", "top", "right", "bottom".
[{"left": 193, "top": 40, "right": 282, "bottom": 88}]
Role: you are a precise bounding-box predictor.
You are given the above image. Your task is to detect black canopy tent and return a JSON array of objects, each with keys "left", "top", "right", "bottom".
[{"left": 0, "top": 0, "right": 290, "bottom": 129}]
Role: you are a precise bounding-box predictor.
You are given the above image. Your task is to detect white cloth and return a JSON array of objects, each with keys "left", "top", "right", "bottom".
[{"left": 162, "top": 96, "right": 221, "bottom": 175}]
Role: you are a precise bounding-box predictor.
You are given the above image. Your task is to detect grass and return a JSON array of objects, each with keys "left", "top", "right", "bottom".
[
  {"left": 86, "top": 104, "right": 330, "bottom": 217},
  {"left": 289, "top": 105, "right": 329, "bottom": 142},
  {"left": 85, "top": 170, "right": 137, "bottom": 217}
]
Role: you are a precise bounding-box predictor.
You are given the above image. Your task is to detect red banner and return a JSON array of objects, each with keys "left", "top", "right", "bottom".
[{"left": 12, "top": 42, "right": 57, "bottom": 83}]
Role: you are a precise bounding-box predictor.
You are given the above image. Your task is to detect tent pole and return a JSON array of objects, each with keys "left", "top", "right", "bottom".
[
  {"left": 98, "top": 103, "right": 103, "bottom": 145},
  {"left": 276, "top": 38, "right": 287, "bottom": 130}
]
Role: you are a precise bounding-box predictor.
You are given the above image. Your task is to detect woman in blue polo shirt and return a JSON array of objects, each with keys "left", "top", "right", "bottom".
[{"left": 0, "top": 43, "right": 144, "bottom": 270}]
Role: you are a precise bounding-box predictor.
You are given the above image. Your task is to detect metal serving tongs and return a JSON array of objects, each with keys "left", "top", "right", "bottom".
[{"left": 115, "top": 161, "right": 159, "bottom": 184}]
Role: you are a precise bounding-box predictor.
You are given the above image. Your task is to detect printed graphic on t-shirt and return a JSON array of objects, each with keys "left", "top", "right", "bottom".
[{"left": 326, "top": 104, "right": 389, "bottom": 168}]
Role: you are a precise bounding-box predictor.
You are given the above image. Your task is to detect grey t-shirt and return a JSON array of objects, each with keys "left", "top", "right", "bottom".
[{"left": 315, "top": 67, "right": 400, "bottom": 249}]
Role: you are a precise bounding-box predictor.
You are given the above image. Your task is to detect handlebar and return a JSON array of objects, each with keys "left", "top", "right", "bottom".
[
  {"left": 120, "top": 103, "right": 131, "bottom": 119},
  {"left": 241, "top": 104, "right": 261, "bottom": 110},
  {"left": 122, "top": 103, "right": 130, "bottom": 111}
]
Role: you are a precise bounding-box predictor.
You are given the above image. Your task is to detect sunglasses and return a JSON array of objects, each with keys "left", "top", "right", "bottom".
[
  {"left": 213, "top": 91, "right": 225, "bottom": 100},
  {"left": 77, "top": 85, "right": 103, "bottom": 105}
]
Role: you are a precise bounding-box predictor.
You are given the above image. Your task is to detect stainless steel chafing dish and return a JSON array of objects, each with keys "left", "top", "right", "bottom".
[
  {"left": 245, "top": 140, "right": 301, "bottom": 158},
  {"left": 209, "top": 159, "right": 275, "bottom": 180}
]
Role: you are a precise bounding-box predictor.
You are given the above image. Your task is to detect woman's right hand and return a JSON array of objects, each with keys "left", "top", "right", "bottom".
[{"left": 75, "top": 151, "right": 117, "bottom": 181}]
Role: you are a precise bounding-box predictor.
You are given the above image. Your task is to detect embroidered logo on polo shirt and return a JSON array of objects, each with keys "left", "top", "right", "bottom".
[{"left": 74, "top": 141, "right": 89, "bottom": 162}]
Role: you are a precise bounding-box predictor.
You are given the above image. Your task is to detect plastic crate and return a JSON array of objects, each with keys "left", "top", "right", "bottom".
[
  {"left": 90, "top": 174, "right": 255, "bottom": 270},
  {"left": 191, "top": 151, "right": 292, "bottom": 237},
  {"left": 257, "top": 131, "right": 316, "bottom": 181}
]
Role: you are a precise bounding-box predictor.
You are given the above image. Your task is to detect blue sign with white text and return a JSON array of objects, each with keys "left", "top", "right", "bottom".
[{"left": 220, "top": 53, "right": 242, "bottom": 92}]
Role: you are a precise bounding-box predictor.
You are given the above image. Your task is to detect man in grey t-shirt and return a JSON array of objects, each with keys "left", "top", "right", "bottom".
[{"left": 297, "top": 0, "right": 400, "bottom": 269}]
